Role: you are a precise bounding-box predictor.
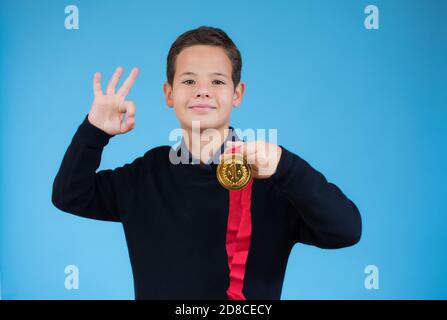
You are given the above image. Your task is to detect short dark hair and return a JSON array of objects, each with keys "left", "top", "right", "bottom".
[{"left": 166, "top": 26, "right": 242, "bottom": 88}]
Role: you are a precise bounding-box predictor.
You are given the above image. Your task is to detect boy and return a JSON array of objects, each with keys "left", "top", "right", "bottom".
[{"left": 52, "top": 26, "right": 362, "bottom": 300}]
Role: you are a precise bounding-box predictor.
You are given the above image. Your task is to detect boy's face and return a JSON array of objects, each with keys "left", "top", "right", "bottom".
[{"left": 163, "top": 45, "right": 245, "bottom": 132}]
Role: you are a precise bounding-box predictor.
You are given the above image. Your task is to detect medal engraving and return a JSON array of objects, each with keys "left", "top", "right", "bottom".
[{"left": 217, "top": 153, "right": 252, "bottom": 190}]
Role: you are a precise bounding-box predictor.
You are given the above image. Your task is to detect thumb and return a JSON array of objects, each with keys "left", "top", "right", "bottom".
[
  {"left": 120, "top": 116, "right": 135, "bottom": 134},
  {"left": 120, "top": 100, "right": 136, "bottom": 116},
  {"left": 120, "top": 101, "right": 136, "bottom": 133}
]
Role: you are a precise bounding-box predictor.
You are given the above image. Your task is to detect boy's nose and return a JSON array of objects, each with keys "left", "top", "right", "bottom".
[
  {"left": 195, "top": 87, "right": 211, "bottom": 98},
  {"left": 196, "top": 92, "right": 211, "bottom": 98}
]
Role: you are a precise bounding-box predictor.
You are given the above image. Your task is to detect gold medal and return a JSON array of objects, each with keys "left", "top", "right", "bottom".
[{"left": 216, "top": 153, "right": 252, "bottom": 190}]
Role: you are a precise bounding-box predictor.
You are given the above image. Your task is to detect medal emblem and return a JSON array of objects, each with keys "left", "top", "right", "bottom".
[{"left": 217, "top": 153, "right": 252, "bottom": 190}]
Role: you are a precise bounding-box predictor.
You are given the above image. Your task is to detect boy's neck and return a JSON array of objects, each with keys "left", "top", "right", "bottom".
[{"left": 183, "top": 123, "right": 231, "bottom": 165}]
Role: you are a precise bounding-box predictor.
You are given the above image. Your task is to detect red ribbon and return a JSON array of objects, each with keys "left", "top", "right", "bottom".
[{"left": 224, "top": 145, "right": 254, "bottom": 300}]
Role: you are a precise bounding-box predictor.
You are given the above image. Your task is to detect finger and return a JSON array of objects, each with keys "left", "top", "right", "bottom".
[
  {"left": 93, "top": 72, "right": 103, "bottom": 97},
  {"left": 120, "top": 116, "right": 135, "bottom": 134},
  {"left": 106, "top": 66, "right": 124, "bottom": 94},
  {"left": 118, "top": 100, "right": 127, "bottom": 113},
  {"left": 248, "top": 152, "right": 270, "bottom": 167},
  {"left": 123, "top": 100, "right": 136, "bottom": 117},
  {"left": 220, "top": 153, "right": 257, "bottom": 171},
  {"left": 117, "top": 67, "right": 140, "bottom": 97},
  {"left": 245, "top": 153, "right": 258, "bottom": 166}
]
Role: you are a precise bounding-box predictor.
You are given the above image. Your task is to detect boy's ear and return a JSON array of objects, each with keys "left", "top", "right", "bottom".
[
  {"left": 163, "top": 81, "right": 174, "bottom": 108},
  {"left": 232, "top": 81, "right": 246, "bottom": 108}
]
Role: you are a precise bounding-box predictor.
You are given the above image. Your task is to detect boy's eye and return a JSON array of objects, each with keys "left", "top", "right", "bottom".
[
  {"left": 182, "top": 79, "right": 195, "bottom": 85},
  {"left": 181, "top": 79, "right": 226, "bottom": 86}
]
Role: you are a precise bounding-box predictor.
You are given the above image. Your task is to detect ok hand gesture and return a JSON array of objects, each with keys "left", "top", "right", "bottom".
[{"left": 87, "top": 66, "right": 139, "bottom": 135}]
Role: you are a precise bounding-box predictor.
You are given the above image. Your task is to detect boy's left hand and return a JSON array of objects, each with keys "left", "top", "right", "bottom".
[{"left": 221, "top": 141, "right": 283, "bottom": 179}]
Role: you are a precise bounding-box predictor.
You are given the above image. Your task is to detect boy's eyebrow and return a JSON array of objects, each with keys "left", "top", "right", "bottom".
[
  {"left": 210, "top": 72, "right": 229, "bottom": 78},
  {"left": 179, "top": 72, "right": 229, "bottom": 78}
]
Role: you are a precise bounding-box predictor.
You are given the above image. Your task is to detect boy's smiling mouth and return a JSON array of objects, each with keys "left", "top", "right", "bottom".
[{"left": 188, "top": 104, "right": 217, "bottom": 113}]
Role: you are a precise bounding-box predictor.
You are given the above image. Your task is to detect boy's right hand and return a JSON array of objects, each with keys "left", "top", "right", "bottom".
[{"left": 87, "top": 66, "right": 140, "bottom": 135}]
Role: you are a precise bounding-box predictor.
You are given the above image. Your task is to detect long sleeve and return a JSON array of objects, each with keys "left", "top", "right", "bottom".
[
  {"left": 272, "top": 146, "right": 362, "bottom": 249},
  {"left": 51, "top": 114, "right": 139, "bottom": 222}
]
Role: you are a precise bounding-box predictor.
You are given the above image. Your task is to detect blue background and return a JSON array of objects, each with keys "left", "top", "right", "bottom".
[{"left": 1, "top": 0, "right": 446, "bottom": 299}]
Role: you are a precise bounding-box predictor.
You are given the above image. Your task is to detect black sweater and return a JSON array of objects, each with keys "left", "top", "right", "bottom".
[{"left": 52, "top": 115, "right": 362, "bottom": 300}]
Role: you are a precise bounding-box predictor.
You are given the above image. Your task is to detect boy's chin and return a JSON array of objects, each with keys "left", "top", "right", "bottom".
[{"left": 180, "top": 117, "right": 229, "bottom": 131}]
